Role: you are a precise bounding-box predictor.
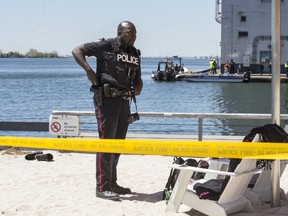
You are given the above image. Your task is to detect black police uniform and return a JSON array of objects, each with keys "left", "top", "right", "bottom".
[{"left": 84, "top": 37, "right": 141, "bottom": 193}]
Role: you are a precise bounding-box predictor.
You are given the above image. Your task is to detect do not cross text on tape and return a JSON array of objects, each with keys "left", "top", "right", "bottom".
[{"left": 1, "top": 136, "right": 288, "bottom": 159}]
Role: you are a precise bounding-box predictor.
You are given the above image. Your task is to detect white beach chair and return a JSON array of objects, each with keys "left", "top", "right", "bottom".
[
  {"left": 166, "top": 159, "right": 258, "bottom": 215},
  {"left": 243, "top": 125, "right": 288, "bottom": 205},
  {"left": 166, "top": 135, "right": 260, "bottom": 216},
  {"left": 199, "top": 133, "right": 288, "bottom": 206},
  {"left": 202, "top": 158, "right": 230, "bottom": 180},
  {"left": 201, "top": 158, "right": 288, "bottom": 205},
  {"left": 244, "top": 159, "right": 288, "bottom": 205}
]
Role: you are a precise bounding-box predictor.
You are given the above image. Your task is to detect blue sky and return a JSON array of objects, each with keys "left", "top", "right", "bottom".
[{"left": 0, "top": 0, "right": 221, "bottom": 57}]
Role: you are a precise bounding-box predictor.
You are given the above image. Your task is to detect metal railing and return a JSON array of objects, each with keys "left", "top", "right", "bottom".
[
  {"left": 2, "top": 111, "right": 288, "bottom": 140},
  {"left": 51, "top": 111, "right": 288, "bottom": 140}
]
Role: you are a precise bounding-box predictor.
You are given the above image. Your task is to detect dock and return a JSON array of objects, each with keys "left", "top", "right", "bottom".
[{"left": 250, "top": 73, "right": 288, "bottom": 83}]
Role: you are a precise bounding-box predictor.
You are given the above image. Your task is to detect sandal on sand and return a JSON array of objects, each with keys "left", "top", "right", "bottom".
[
  {"left": 25, "top": 151, "right": 43, "bottom": 160},
  {"left": 35, "top": 153, "right": 53, "bottom": 162}
]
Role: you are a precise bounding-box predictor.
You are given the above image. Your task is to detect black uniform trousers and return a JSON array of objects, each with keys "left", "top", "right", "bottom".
[{"left": 93, "top": 96, "right": 130, "bottom": 192}]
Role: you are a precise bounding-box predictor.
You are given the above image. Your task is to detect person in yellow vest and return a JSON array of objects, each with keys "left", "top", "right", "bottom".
[
  {"left": 285, "top": 59, "right": 288, "bottom": 77},
  {"left": 209, "top": 58, "right": 215, "bottom": 74}
]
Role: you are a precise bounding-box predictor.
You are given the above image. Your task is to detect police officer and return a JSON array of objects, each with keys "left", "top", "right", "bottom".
[{"left": 72, "top": 21, "right": 143, "bottom": 200}]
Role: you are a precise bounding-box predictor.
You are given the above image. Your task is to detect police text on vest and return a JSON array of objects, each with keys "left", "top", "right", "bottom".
[{"left": 117, "top": 54, "right": 139, "bottom": 66}]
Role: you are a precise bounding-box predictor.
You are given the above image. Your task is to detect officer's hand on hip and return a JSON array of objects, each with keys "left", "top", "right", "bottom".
[{"left": 86, "top": 69, "right": 97, "bottom": 84}]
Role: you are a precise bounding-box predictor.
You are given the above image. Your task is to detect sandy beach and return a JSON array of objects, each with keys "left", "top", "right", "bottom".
[{"left": 1, "top": 148, "right": 288, "bottom": 216}]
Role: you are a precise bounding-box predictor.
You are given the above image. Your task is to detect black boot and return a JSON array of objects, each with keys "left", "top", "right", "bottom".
[
  {"left": 25, "top": 151, "right": 43, "bottom": 160},
  {"left": 111, "top": 182, "right": 132, "bottom": 195},
  {"left": 35, "top": 153, "right": 54, "bottom": 162}
]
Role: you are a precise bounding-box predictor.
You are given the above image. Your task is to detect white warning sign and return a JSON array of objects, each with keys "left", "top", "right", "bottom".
[{"left": 49, "top": 115, "right": 80, "bottom": 136}]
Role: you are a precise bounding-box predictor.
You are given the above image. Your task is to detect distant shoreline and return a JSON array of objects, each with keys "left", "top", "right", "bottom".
[{"left": 0, "top": 49, "right": 65, "bottom": 58}]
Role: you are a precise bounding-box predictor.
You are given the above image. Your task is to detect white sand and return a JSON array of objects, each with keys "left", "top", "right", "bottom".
[{"left": 0, "top": 149, "right": 288, "bottom": 216}]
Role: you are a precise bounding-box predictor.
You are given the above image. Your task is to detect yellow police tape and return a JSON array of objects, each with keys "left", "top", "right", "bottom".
[
  {"left": 0, "top": 136, "right": 288, "bottom": 159},
  {"left": 1, "top": 136, "right": 288, "bottom": 159}
]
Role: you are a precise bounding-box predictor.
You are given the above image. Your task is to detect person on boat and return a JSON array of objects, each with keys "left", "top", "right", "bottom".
[
  {"left": 72, "top": 21, "right": 143, "bottom": 201},
  {"left": 285, "top": 60, "right": 288, "bottom": 77},
  {"left": 212, "top": 59, "right": 218, "bottom": 74},
  {"left": 229, "top": 59, "right": 235, "bottom": 74},
  {"left": 174, "top": 64, "right": 180, "bottom": 73},
  {"left": 209, "top": 58, "right": 216, "bottom": 74},
  {"left": 224, "top": 62, "right": 230, "bottom": 74}
]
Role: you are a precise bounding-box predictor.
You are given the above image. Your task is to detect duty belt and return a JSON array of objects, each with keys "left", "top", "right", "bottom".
[{"left": 103, "top": 85, "right": 131, "bottom": 100}]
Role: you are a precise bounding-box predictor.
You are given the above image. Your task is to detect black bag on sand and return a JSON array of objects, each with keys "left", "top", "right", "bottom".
[
  {"left": 242, "top": 123, "right": 288, "bottom": 143},
  {"left": 192, "top": 124, "right": 288, "bottom": 201},
  {"left": 219, "top": 123, "right": 288, "bottom": 199},
  {"left": 192, "top": 159, "right": 209, "bottom": 180},
  {"left": 162, "top": 157, "right": 199, "bottom": 200},
  {"left": 193, "top": 179, "right": 224, "bottom": 201}
]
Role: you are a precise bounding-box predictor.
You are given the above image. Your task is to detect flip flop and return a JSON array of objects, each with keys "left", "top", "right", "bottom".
[
  {"left": 25, "top": 151, "right": 43, "bottom": 160},
  {"left": 35, "top": 153, "right": 53, "bottom": 162}
]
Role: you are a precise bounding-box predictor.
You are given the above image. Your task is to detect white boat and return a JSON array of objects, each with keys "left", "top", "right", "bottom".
[{"left": 175, "top": 71, "right": 251, "bottom": 83}]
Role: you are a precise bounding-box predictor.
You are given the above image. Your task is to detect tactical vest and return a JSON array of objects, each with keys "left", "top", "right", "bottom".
[{"left": 100, "top": 38, "right": 140, "bottom": 90}]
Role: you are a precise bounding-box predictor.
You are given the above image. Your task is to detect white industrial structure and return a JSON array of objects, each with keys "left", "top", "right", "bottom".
[{"left": 216, "top": 0, "right": 288, "bottom": 73}]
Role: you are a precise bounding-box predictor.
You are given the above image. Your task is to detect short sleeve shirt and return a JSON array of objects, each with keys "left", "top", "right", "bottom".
[{"left": 84, "top": 37, "right": 141, "bottom": 87}]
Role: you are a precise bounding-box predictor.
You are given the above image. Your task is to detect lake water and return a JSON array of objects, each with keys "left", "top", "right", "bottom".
[{"left": 1, "top": 57, "right": 288, "bottom": 137}]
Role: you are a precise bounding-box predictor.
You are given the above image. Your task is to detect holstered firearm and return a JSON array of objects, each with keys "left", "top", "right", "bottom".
[
  {"left": 100, "top": 73, "right": 126, "bottom": 90},
  {"left": 90, "top": 84, "right": 103, "bottom": 106}
]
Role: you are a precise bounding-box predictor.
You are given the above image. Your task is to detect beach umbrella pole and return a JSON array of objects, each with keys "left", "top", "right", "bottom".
[{"left": 271, "top": 0, "right": 281, "bottom": 207}]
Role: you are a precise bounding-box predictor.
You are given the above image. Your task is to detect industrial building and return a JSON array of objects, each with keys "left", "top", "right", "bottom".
[{"left": 218, "top": 0, "right": 288, "bottom": 73}]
